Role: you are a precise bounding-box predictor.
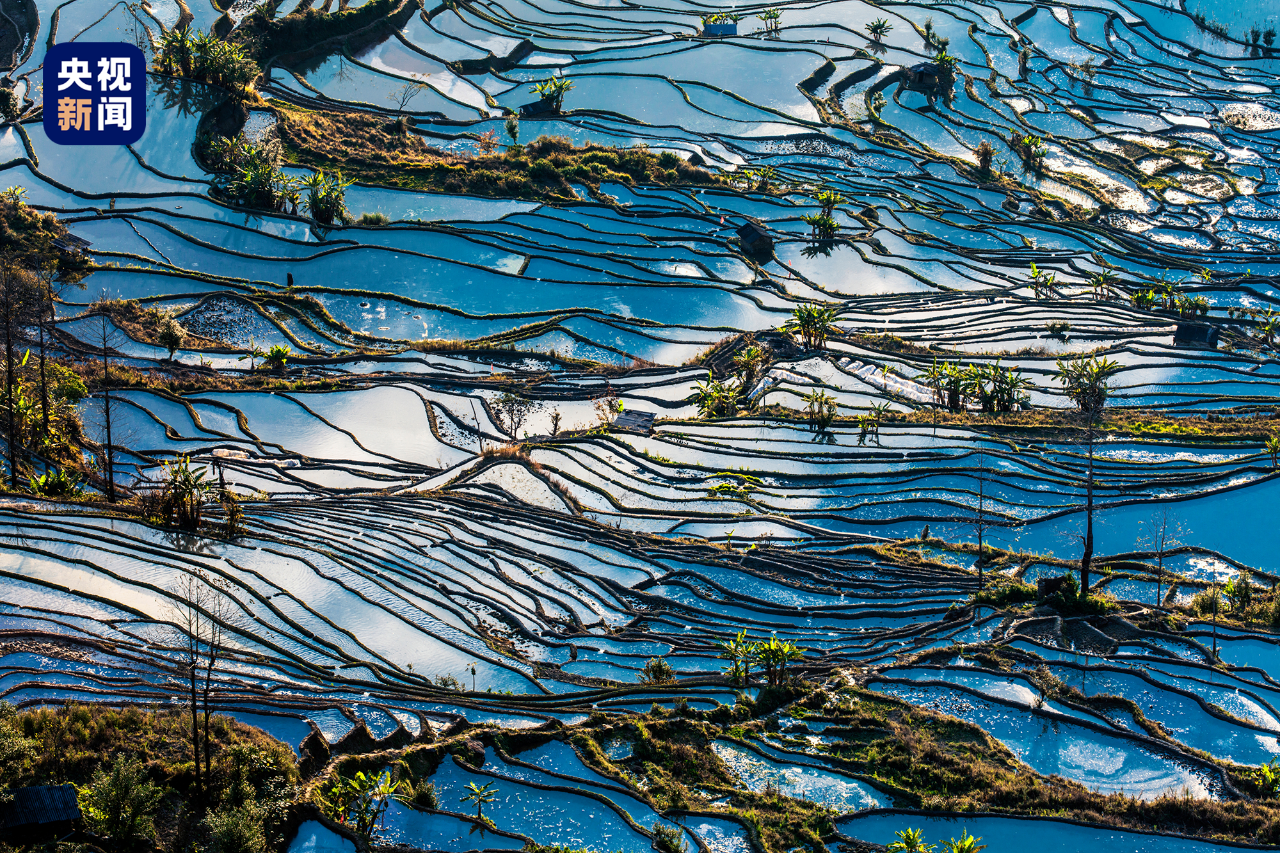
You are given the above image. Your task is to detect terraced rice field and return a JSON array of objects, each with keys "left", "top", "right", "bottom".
[{"left": 4, "top": 0, "right": 1280, "bottom": 848}]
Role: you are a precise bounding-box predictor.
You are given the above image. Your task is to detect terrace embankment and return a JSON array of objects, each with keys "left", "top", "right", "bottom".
[{"left": 274, "top": 104, "right": 725, "bottom": 203}]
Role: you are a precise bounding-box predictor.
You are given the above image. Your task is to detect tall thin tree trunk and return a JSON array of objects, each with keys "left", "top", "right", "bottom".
[
  {"left": 37, "top": 317, "right": 48, "bottom": 438},
  {"left": 201, "top": 639, "right": 219, "bottom": 792},
  {"left": 977, "top": 466, "right": 985, "bottom": 589},
  {"left": 3, "top": 285, "right": 17, "bottom": 491},
  {"left": 99, "top": 314, "right": 116, "bottom": 502},
  {"left": 189, "top": 657, "right": 201, "bottom": 801},
  {"left": 37, "top": 281, "right": 50, "bottom": 435},
  {"left": 1081, "top": 420, "right": 1095, "bottom": 594},
  {"left": 1156, "top": 553, "right": 1163, "bottom": 608}
]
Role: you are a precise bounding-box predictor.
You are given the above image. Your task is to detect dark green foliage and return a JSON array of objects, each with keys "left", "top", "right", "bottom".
[
  {"left": 230, "top": 0, "right": 404, "bottom": 63},
  {"left": 653, "top": 822, "right": 688, "bottom": 853},
  {"left": 154, "top": 28, "right": 259, "bottom": 92},
  {"left": 640, "top": 657, "right": 675, "bottom": 685},
  {"left": 78, "top": 756, "right": 164, "bottom": 843}
]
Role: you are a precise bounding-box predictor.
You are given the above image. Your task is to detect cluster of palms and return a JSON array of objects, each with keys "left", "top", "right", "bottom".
[
  {"left": 857, "top": 401, "right": 892, "bottom": 443},
  {"left": 1086, "top": 267, "right": 1123, "bottom": 301},
  {"left": 689, "top": 342, "right": 771, "bottom": 418},
  {"left": 155, "top": 28, "right": 258, "bottom": 94},
  {"left": 1130, "top": 280, "right": 1209, "bottom": 317},
  {"left": 757, "top": 7, "right": 782, "bottom": 34},
  {"left": 701, "top": 11, "right": 745, "bottom": 25},
  {"left": 887, "top": 827, "right": 985, "bottom": 852},
  {"left": 530, "top": 78, "right": 574, "bottom": 112},
  {"left": 930, "top": 50, "right": 960, "bottom": 93},
  {"left": 1026, "top": 261, "right": 1059, "bottom": 299},
  {"left": 1010, "top": 132, "right": 1048, "bottom": 172},
  {"left": 206, "top": 134, "right": 352, "bottom": 222},
  {"left": 922, "top": 360, "right": 1030, "bottom": 413},
  {"left": 801, "top": 189, "right": 845, "bottom": 241},
  {"left": 782, "top": 303, "right": 839, "bottom": 350},
  {"left": 736, "top": 165, "right": 778, "bottom": 192},
  {"left": 714, "top": 630, "right": 806, "bottom": 688},
  {"left": 921, "top": 18, "right": 950, "bottom": 52},
  {"left": 803, "top": 389, "right": 837, "bottom": 433}
]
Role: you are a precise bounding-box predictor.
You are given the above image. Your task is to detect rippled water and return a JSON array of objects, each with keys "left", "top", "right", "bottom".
[{"left": 5, "top": 0, "right": 1280, "bottom": 847}]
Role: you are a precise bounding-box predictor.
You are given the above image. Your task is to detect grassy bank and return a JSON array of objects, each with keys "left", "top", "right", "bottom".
[{"left": 273, "top": 104, "right": 725, "bottom": 204}]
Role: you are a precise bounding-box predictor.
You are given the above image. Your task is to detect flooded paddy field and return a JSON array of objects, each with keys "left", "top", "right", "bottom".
[{"left": 4, "top": 0, "right": 1280, "bottom": 849}]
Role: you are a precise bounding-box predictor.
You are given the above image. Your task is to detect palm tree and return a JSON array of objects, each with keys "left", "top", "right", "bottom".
[
  {"left": 531, "top": 78, "right": 574, "bottom": 112},
  {"left": 715, "top": 629, "right": 754, "bottom": 685},
  {"left": 753, "top": 635, "right": 804, "bottom": 687},
  {"left": 732, "top": 343, "right": 769, "bottom": 389},
  {"left": 801, "top": 213, "right": 838, "bottom": 240},
  {"left": 803, "top": 389, "right": 837, "bottom": 433},
  {"left": 460, "top": 781, "right": 498, "bottom": 819},
  {"left": 1267, "top": 434, "right": 1280, "bottom": 469},
  {"left": 922, "top": 359, "right": 949, "bottom": 408},
  {"left": 266, "top": 344, "right": 291, "bottom": 374},
  {"left": 866, "top": 18, "right": 893, "bottom": 41},
  {"left": 782, "top": 304, "right": 839, "bottom": 350},
  {"left": 1027, "top": 262, "right": 1057, "bottom": 299},
  {"left": 1056, "top": 354, "right": 1119, "bottom": 417},
  {"left": 886, "top": 828, "right": 934, "bottom": 852},
  {"left": 816, "top": 188, "right": 845, "bottom": 217},
  {"left": 238, "top": 337, "right": 265, "bottom": 371},
  {"left": 1088, "top": 268, "right": 1121, "bottom": 302},
  {"left": 943, "top": 831, "right": 987, "bottom": 853},
  {"left": 690, "top": 373, "right": 740, "bottom": 418}
]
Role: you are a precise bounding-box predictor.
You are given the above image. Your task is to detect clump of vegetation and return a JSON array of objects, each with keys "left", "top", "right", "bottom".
[
  {"left": 202, "top": 133, "right": 296, "bottom": 213},
  {"left": 0, "top": 702, "right": 297, "bottom": 852},
  {"left": 229, "top": 0, "right": 407, "bottom": 65},
  {"left": 154, "top": 28, "right": 259, "bottom": 94},
  {"left": 640, "top": 657, "right": 676, "bottom": 685},
  {"left": 530, "top": 78, "right": 574, "bottom": 112},
  {"left": 318, "top": 770, "right": 401, "bottom": 841},
  {"left": 781, "top": 303, "right": 839, "bottom": 350},
  {"left": 0, "top": 186, "right": 93, "bottom": 279},
  {"left": 274, "top": 106, "right": 724, "bottom": 202},
  {"left": 922, "top": 360, "right": 1029, "bottom": 413},
  {"left": 1010, "top": 132, "right": 1048, "bottom": 173},
  {"left": 972, "top": 580, "right": 1036, "bottom": 608},
  {"left": 1040, "top": 572, "right": 1118, "bottom": 616}
]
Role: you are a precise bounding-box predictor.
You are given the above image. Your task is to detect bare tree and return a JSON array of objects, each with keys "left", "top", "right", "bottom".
[
  {"left": 1138, "top": 506, "right": 1189, "bottom": 608},
  {"left": 494, "top": 392, "right": 538, "bottom": 438},
  {"left": 390, "top": 80, "right": 429, "bottom": 113},
  {"left": 169, "top": 569, "right": 229, "bottom": 803}
]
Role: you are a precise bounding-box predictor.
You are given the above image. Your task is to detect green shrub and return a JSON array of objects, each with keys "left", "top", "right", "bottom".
[
  {"left": 407, "top": 780, "right": 438, "bottom": 810},
  {"left": 640, "top": 657, "right": 675, "bottom": 685},
  {"left": 530, "top": 158, "right": 559, "bottom": 181},
  {"left": 657, "top": 151, "right": 682, "bottom": 169},
  {"left": 0, "top": 703, "right": 35, "bottom": 784},
  {"left": 78, "top": 756, "right": 164, "bottom": 843},
  {"left": 204, "top": 803, "right": 267, "bottom": 853},
  {"left": 653, "top": 822, "right": 688, "bottom": 853},
  {"left": 360, "top": 211, "right": 390, "bottom": 226}
]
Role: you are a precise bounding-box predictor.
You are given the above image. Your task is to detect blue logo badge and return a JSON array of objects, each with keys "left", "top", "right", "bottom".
[{"left": 43, "top": 42, "right": 146, "bottom": 145}]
